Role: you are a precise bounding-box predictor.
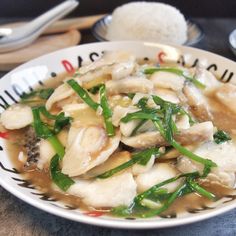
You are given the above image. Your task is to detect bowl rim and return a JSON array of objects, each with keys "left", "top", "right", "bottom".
[{"left": 0, "top": 41, "right": 236, "bottom": 229}]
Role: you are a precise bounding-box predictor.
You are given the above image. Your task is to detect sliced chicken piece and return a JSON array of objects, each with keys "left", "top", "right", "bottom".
[
  {"left": 121, "top": 121, "right": 214, "bottom": 149},
  {"left": 150, "top": 71, "right": 185, "bottom": 91},
  {"left": 45, "top": 83, "right": 74, "bottom": 110},
  {"left": 106, "top": 77, "right": 153, "bottom": 95},
  {"left": 183, "top": 83, "right": 213, "bottom": 121},
  {"left": 154, "top": 88, "right": 180, "bottom": 104},
  {"left": 61, "top": 126, "right": 120, "bottom": 177},
  {"left": 215, "top": 84, "right": 236, "bottom": 114},
  {"left": 67, "top": 172, "right": 137, "bottom": 208},
  {"left": 132, "top": 155, "right": 155, "bottom": 175},
  {"left": 84, "top": 151, "right": 131, "bottom": 178},
  {"left": 135, "top": 163, "right": 182, "bottom": 193},
  {"left": 0, "top": 104, "right": 33, "bottom": 130},
  {"left": 177, "top": 141, "right": 236, "bottom": 188}
]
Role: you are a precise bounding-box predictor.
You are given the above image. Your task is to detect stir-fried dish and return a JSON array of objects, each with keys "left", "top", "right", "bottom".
[{"left": 1, "top": 51, "right": 236, "bottom": 218}]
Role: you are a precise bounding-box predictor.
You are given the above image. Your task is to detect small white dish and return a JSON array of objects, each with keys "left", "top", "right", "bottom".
[
  {"left": 229, "top": 29, "right": 236, "bottom": 56},
  {"left": 0, "top": 41, "right": 236, "bottom": 229}
]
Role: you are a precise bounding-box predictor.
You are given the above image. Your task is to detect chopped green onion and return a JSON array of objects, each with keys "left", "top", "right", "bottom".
[
  {"left": 121, "top": 111, "right": 162, "bottom": 123},
  {"left": 144, "top": 67, "right": 206, "bottom": 89},
  {"left": 88, "top": 84, "right": 103, "bottom": 94},
  {"left": 38, "top": 88, "right": 54, "bottom": 99},
  {"left": 50, "top": 154, "right": 74, "bottom": 191},
  {"left": 170, "top": 140, "right": 217, "bottom": 167},
  {"left": 67, "top": 79, "right": 99, "bottom": 111},
  {"left": 213, "top": 130, "right": 231, "bottom": 144},
  {"left": 99, "top": 85, "right": 115, "bottom": 136},
  {"left": 187, "top": 178, "right": 216, "bottom": 200}
]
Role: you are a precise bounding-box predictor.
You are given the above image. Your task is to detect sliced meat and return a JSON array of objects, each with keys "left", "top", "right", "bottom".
[
  {"left": 106, "top": 77, "right": 153, "bottom": 95},
  {"left": 183, "top": 83, "right": 213, "bottom": 121},
  {"left": 177, "top": 141, "right": 236, "bottom": 188},
  {"left": 0, "top": 104, "right": 33, "bottom": 130},
  {"left": 61, "top": 126, "right": 120, "bottom": 177},
  {"left": 121, "top": 121, "right": 214, "bottom": 149},
  {"left": 132, "top": 154, "right": 155, "bottom": 175},
  {"left": 135, "top": 163, "right": 182, "bottom": 193},
  {"left": 215, "top": 83, "right": 236, "bottom": 114},
  {"left": 45, "top": 83, "right": 74, "bottom": 110},
  {"left": 67, "top": 172, "right": 137, "bottom": 208},
  {"left": 150, "top": 71, "right": 185, "bottom": 91}
]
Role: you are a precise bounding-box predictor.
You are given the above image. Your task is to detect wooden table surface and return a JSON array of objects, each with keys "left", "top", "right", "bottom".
[{"left": 1, "top": 18, "right": 236, "bottom": 236}]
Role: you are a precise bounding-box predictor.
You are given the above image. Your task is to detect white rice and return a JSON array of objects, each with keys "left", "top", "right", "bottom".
[{"left": 106, "top": 2, "right": 187, "bottom": 45}]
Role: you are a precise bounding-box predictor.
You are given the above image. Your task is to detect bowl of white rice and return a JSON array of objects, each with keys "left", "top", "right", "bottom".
[{"left": 92, "top": 2, "right": 204, "bottom": 46}]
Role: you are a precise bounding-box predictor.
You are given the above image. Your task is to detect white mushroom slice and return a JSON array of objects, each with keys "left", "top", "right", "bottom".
[
  {"left": 183, "top": 83, "right": 213, "bottom": 121},
  {"left": 106, "top": 77, "right": 153, "bottom": 95},
  {"left": 45, "top": 83, "right": 74, "bottom": 110},
  {"left": 177, "top": 141, "right": 236, "bottom": 188},
  {"left": 62, "top": 126, "right": 120, "bottom": 177},
  {"left": 135, "top": 163, "right": 182, "bottom": 193},
  {"left": 215, "top": 84, "right": 236, "bottom": 114},
  {"left": 150, "top": 71, "right": 185, "bottom": 91},
  {"left": 154, "top": 88, "right": 180, "bottom": 104},
  {"left": 67, "top": 172, "right": 137, "bottom": 208},
  {"left": 112, "top": 105, "right": 139, "bottom": 127},
  {"left": 121, "top": 121, "right": 214, "bottom": 149},
  {"left": 132, "top": 155, "right": 155, "bottom": 175},
  {"left": 0, "top": 104, "right": 33, "bottom": 130}
]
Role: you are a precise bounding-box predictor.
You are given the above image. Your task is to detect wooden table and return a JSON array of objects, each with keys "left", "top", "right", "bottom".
[{"left": 1, "top": 18, "right": 236, "bottom": 236}]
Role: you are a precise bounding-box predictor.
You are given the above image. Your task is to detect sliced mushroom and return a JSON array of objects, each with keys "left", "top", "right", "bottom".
[
  {"left": 67, "top": 172, "right": 137, "bottom": 208},
  {"left": 106, "top": 77, "right": 153, "bottom": 95},
  {"left": 61, "top": 126, "right": 120, "bottom": 177},
  {"left": 121, "top": 121, "right": 214, "bottom": 149},
  {"left": 0, "top": 104, "right": 33, "bottom": 130},
  {"left": 135, "top": 163, "right": 182, "bottom": 193},
  {"left": 177, "top": 141, "right": 236, "bottom": 188}
]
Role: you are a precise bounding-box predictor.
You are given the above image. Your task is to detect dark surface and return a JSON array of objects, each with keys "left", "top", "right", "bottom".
[
  {"left": 1, "top": 0, "right": 236, "bottom": 18},
  {"left": 0, "top": 18, "right": 236, "bottom": 235}
]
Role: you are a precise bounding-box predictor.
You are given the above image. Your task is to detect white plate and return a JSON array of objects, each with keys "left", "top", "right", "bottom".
[
  {"left": 0, "top": 41, "right": 236, "bottom": 229},
  {"left": 92, "top": 15, "right": 204, "bottom": 46}
]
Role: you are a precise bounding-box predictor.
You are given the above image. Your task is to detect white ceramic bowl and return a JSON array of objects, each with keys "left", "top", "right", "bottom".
[{"left": 0, "top": 41, "right": 236, "bottom": 229}]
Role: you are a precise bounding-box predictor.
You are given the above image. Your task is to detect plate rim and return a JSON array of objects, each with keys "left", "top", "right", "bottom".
[{"left": 0, "top": 41, "right": 236, "bottom": 229}]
